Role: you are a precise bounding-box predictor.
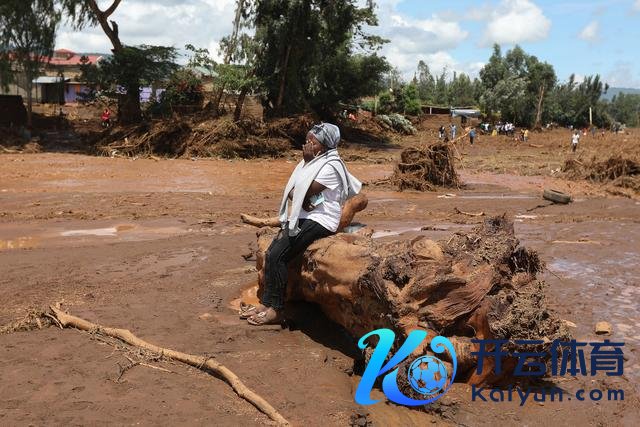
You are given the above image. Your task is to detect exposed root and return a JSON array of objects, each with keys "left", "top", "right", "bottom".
[
  {"left": 392, "top": 144, "right": 460, "bottom": 191},
  {"left": 48, "top": 307, "right": 290, "bottom": 426}
]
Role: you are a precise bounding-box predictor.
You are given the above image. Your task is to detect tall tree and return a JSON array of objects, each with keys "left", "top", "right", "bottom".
[
  {"left": 252, "top": 0, "right": 388, "bottom": 117},
  {"left": 59, "top": 0, "right": 177, "bottom": 124},
  {"left": 415, "top": 60, "right": 435, "bottom": 103},
  {"left": 0, "top": 0, "right": 60, "bottom": 128}
]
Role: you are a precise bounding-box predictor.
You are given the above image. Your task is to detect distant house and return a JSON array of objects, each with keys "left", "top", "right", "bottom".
[{"left": 1, "top": 48, "right": 106, "bottom": 104}]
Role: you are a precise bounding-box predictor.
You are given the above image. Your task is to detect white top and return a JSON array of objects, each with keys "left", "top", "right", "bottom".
[
  {"left": 572, "top": 134, "right": 580, "bottom": 144},
  {"left": 297, "top": 163, "right": 343, "bottom": 232}
]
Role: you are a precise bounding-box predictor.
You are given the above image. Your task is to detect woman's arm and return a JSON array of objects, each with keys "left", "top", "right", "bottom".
[{"left": 302, "top": 180, "right": 327, "bottom": 212}]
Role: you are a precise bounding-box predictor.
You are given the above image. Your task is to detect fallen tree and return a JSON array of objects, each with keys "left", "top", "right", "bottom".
[{"left": 250, "top": 216, "right": 569, "bottom": 385}]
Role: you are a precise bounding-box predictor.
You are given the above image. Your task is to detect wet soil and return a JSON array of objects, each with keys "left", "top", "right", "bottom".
[{"left": 1, "top": 127, "right": 639, "bottom": 426}]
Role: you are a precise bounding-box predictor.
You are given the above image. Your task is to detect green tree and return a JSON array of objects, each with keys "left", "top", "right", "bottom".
[
  {"left": 434, "top": 69, "right": 448, "bottom": 105},
  {"left": 608, "top": 93, "right": 640, "bottom": 127},
  {"left": 252, "top": 0, "right": 388, "bottom": 117},
  {"left": 0, "top": 0, "right": 60, "bottom": 128},
  {"left": 58, "top": 0, "right": 177, "bottom": 124},
  {"left": 415, "top": 60, "right": 435, "bottom": 102}
]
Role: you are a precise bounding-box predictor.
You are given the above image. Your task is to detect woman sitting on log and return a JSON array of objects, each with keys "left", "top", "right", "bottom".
[{"left": 242, "top": 123, "right": 362, "bottom": 326}]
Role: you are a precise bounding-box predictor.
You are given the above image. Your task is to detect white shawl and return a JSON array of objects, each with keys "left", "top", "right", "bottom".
[{"left": 278, "top": 149, "right": 362, "bottom": 236}]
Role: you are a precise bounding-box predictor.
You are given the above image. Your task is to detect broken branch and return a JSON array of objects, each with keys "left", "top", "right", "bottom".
[{"left": 49, "top": 307, "right": 290, "bottom": 426}]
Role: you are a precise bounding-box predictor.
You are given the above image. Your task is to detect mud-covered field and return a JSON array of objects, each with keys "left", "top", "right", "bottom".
[{"left": 1, "top": 121, "right": 639, "bottom": 426}]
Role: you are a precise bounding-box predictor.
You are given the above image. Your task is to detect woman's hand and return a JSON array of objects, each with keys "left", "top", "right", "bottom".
[{"left": 302, "top": 141, "right": 315, "bottom": 162}]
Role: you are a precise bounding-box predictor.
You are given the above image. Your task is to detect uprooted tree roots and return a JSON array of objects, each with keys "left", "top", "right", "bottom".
[
  {"left": 392, "top": 144, "right": 460, "bottom": 191},
  {"left": 253, "top": 216, "right": 570, "bottom": 385},
  {"left": 563, "top": 156, "right": 640, "bottom": 192}
]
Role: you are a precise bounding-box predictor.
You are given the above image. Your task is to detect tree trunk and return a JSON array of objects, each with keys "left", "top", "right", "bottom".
[
  {"left": 534, "top": 84, "right": 545, "bottom": 130},
  {"left": 251, "top": 216, "right": 570, "bottom": 385},
  {"left": 275, "top": 44, "right": 292, "bottom": 114},
  {"left": 234, "top": 86, "right": 249, "bottom": 122},
  {"left": 26, "top": 78, "right": 33, "bottom": 129}
]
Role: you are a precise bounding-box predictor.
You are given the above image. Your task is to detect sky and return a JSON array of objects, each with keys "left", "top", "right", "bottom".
[{"left": 56, "top": 0, "right": 640, "bottom": 88}]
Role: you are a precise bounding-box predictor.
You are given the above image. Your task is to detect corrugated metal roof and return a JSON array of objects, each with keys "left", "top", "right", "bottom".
[{"left": 32, "top": 76, "right": 70, "bottom": 84}]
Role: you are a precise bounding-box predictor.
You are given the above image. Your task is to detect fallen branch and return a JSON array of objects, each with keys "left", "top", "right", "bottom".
[
  {"left": 454, "top": 207, "right": 485, "bottom": 217},
  {"left": 528, "top": 143, "right": 543, "bottom": 148},
  {"left": 49, "top": 307, "right": 290, "bottom": 426}
]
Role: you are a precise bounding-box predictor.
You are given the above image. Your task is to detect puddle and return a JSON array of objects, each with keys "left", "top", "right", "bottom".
[
  {"left": 456, "top": 194, "right": 536, "bottom": 200},
  {"left": 61, "top": 227, "right": 119, "bottom": 237},
  {"left": 515, "top": 214, "right": 538, "bottom": 220},
  {"left": 229, "top": 281, "right": 260, "bottom": 312},
  {"left": 0, "top": 237, "right": 40, "bottom": 250},
  {"left": 371, "top": 227, "right": 423, "bottom": 239}
]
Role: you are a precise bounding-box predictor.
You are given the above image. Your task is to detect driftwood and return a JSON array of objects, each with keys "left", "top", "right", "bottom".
[
  {"left": 49, "top": 307, "right": 290, "bottom": 426},
  {"left": 252, "top": 216, "right": 569, "bottom": 385},
  {"left": 454, "top": 207, "right": 485, "bottom": 217}
]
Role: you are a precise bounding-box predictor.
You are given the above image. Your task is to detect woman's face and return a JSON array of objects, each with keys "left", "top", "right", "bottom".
[{"left": 305, "top": 133, "right": 325, "bottom": 156}]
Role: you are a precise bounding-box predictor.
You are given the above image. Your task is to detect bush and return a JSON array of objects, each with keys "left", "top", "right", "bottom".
[{"left": 161, "top": 69, "right": 204, "bottom": 108}]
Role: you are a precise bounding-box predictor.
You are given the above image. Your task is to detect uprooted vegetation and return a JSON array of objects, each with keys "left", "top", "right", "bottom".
[
  {"left": 391, "top": 143, "right": 460, "bottom": 191},
  {"left": 563, "top": 156, "right": 640, "bottom": 192},
  {"left": 253, "top": 216, "right": 570, "bottom": 385},
  {"left": 95, "top": 113, "right": 400, "bottom": 159}
]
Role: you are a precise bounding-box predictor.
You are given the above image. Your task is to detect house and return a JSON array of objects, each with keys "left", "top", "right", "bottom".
[{"left": 1, "top": 49, "right": 105, "bottom": 104}]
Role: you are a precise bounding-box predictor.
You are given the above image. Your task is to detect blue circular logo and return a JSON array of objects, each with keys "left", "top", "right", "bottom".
[{"left": 407, "top": 355, "right": 448, "bottom": 395}]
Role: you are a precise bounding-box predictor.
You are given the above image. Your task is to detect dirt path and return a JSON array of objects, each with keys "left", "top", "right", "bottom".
[{"left": 1, "top": 151, "right": 639, "bottom": 426}]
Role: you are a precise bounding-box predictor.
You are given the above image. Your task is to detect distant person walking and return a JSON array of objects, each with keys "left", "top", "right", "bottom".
[
  {"left": 450, "top": 123, "right": 457, "bottom": 140},
  {"left": 469, "top": 128, "right": 476, "bottom": 145},
  {"left": 571, "top": 130, "right": 580, "bottom": 152},
  {"left": 438, "top": 125, "right": 446, "bottom": 139}
]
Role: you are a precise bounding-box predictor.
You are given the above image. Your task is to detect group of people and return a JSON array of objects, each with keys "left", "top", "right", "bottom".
[
  {"left": 438, "top": 123, "right": 458, "bottom": 141},
  {"left": 495, "top": 122, "right": 516, "bottom": 136}
]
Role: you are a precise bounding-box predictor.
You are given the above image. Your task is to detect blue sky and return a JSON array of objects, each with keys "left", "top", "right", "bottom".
[
  {"left": 369, "top": 0, "right": 640, "bottom": 87},
  {"left": 56, "top": 0, "right": 640, "bottom": 88}
]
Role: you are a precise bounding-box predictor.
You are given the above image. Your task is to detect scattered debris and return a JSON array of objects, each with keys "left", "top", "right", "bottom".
[
  {"left": 595, "top": 321, "right": 613, "bottom": 335},
  {"left": 542, "top": 189, "right": 572, "bottom": 204},
  {"left": 454, "top": 207, "right": 485, "bottom": 217}
]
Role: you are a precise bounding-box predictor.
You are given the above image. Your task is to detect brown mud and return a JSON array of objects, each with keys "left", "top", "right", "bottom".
[{"left": 1, "top": 124, "right": 639, "bottom": 426}]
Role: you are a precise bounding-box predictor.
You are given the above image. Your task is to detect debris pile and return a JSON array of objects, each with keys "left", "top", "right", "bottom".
[
  {"left": 392, "top": 143, "right": 460, "bottom": 191},
  {"left": 563, "top": 156, "right": 640, "bottom": 192},
  {"left": 96, "top": 116, "right": 304, "bottom": 159},
  {"left": 375, "top": 113, "right": 417, "bottom": 135}
]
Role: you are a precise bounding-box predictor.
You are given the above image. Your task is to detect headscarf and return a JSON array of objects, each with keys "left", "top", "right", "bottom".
[{"left": 309, "top": 123, "right": 341, "bottom": 149}]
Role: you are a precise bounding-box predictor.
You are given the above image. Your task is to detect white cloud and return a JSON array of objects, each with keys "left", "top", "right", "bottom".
[
  {"left": 605, "top": 62, "right": 640, "bottom": 88},
  {"left": 578, "top": 21, "right": 599, "bottom": 43},
  {"left": 56, "top": 0, "right": 237, "bottom": 62},
  {"left": 634, "top": 0, "right": 640, "bottom": 12},
  {"left": 481, "top": 0, "right": 551, "bottom": 46},
  {"left": 366, "top": 1, "right": 470, "bottom": 79}
]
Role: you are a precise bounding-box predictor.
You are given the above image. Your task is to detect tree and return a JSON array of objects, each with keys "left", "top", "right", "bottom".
[
  {"left": 0, "top": 0, "right": 60, "bottom": 128},
  {"left": 527, "top": 58, "right": 556, "bottom": 129},
  {"left": 478, "top": 44, "right": 557, "bottom": 126},
  {"left": 608, "top": 93, "right": 640, "bottom": 127},
  {"left": 59, "top": 0, "right": 177, "bottom": 124},
  {"left": 415, "top": 60, "right": 435, "bottom": 103},
  {"left": 252, "top": 0, "right": 389, "bottom": 117}
]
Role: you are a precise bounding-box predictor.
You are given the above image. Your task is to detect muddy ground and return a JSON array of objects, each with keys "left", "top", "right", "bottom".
[{"left": 1, "top": 120, "right": 639, "bottom": 426}]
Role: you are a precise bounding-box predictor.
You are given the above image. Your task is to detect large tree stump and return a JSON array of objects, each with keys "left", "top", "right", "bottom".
[{"left": 254, "top": 216, "right": 569, "bottom": 385}]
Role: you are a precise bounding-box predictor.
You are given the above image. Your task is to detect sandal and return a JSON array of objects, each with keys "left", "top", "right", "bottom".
[
  {"left": 239, "top": 302, "right": 266, "bottom": 319},
  {"left": 247, "top": 308, "right": 283, "bottom": 326}
]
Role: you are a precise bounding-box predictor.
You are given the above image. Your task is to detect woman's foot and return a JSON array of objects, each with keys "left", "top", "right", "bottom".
[
  {"left": 247, "top": 307, "right": 283, "bottom": 326},
  {"left": 239, "top": 302, "right": 267, "bottom": 319}
]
